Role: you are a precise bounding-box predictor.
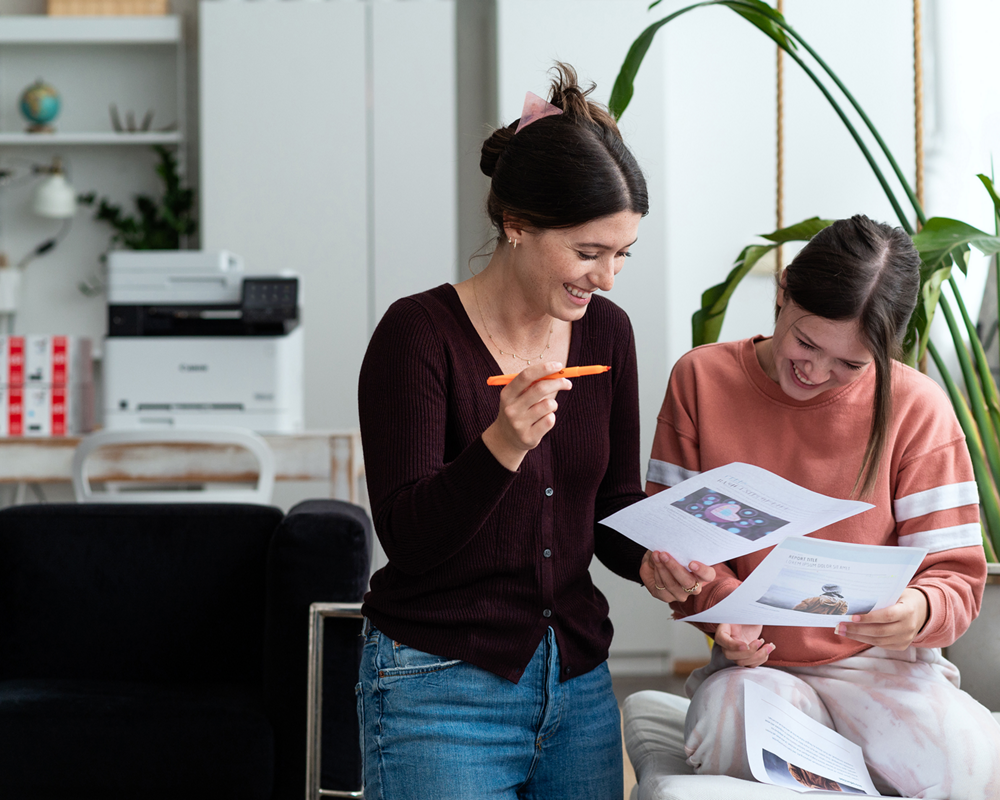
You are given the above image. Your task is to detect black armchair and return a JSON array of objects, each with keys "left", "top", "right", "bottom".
[{"left": 0, "top": 499, "right": 371, "bottom": 800}]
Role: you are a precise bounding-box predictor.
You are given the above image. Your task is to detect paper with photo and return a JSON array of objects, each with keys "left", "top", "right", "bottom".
[
  {"left": 683, "top": 536, "right": 926, "bottom": 626},
  {"left": 601, "top": 462, "right": 873, "bottom": 567},
  {"left": 745, "top": 681, "right": 881, "bottom": 795}
]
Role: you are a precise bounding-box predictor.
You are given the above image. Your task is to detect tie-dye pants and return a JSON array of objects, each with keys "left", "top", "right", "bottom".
[{"left": 683, "top": 645, "right": 1000, "bottom": 799}]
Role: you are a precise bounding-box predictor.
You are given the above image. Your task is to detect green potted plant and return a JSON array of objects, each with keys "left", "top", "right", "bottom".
[
  {"left": 77, "top": 145, "right": 196, "bottom": 294},
  {"left": 610, "top": 0, "right": 1000, "bottom": 708}
]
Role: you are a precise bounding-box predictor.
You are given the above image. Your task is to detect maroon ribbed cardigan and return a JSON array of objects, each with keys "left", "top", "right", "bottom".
[{"left": 358, "top": 284, "right": 647, "bottom": 683}]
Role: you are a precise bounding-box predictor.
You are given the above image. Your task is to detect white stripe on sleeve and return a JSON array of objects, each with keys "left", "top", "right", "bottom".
[
  {"left": 894, "top": 481, "right": 979, "bottom": 521},
  {"left": 897, "top": 523, "right": 983, "bottom": 552},
  {"left": 646, "top": 459, "right": 700, "bottom": 488}
]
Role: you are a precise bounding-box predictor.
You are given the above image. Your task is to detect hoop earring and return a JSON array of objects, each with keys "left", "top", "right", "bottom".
[{"left": 513, "top": 239, "right": 518, "bottom": 250}]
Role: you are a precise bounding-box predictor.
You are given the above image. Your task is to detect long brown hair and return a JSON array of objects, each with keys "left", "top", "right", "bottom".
[
  {"left": 782, "top": 215, "right": 920, "bottom": 498},
  {"left": 480, "top": 62, "right": 648, "bottom": 238}
]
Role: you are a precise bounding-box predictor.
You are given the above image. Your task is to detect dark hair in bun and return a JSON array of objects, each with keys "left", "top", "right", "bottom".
[{"left": 480, "top": 62, "right": 648, "bottom": 240}]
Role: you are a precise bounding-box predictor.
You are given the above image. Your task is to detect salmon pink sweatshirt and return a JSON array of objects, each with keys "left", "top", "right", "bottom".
[{"left": 647, "top": 337, "right": 986, "bottom": 666}]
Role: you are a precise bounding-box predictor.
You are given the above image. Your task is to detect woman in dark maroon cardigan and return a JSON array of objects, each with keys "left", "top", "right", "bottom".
[{"left": 356, "top": 63, "right": 712, "bottom": 800}]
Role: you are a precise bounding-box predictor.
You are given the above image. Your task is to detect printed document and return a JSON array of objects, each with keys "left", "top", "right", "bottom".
[
  {"left": 683, "top": 536, "right": 926, "bottom": 626},
  {"left": 601, "top": 462, "right": 873, "bottom": 566},
  {"left": 745, "top": 681, "right": 881, "bottom": 795}
]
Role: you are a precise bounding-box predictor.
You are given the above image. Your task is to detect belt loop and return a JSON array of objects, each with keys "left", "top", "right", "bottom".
[{"left": 362, "top": 616, "right": 372, "bottom": 637}]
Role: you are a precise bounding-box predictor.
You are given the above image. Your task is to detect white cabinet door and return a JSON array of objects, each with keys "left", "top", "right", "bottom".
[
  {"left": 371, "top": 1, "right": 457, "bottom": 324},
  {"left": 200, "top": 1, "right": 456, "bottom": 431}
]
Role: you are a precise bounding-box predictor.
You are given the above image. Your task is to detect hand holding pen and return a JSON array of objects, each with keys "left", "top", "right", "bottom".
[
  {"left": 480, "top": 361, "right": 573, "bottom": 472},
  {"left": 487, "top": 364, "right": 610, "bottom": 386}
]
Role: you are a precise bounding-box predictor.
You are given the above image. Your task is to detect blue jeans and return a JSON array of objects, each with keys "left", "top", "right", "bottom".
[{"left": 356, "top": 624, "right": 623, "bottom": 799}]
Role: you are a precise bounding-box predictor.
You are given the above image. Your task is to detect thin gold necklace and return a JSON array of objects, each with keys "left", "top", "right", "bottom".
[{"left": 472, "top": 273, "right": 553, "bottom": 365}]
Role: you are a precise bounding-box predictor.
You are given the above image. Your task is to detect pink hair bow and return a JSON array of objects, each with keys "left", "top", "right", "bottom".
[{"left": 515, "top": 91, "right": 563, "bottom": 133}]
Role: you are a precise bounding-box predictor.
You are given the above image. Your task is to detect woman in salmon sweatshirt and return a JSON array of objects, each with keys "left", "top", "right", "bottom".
[{"left": 635, "top": 214, "right": 1000, "bottom": 799}]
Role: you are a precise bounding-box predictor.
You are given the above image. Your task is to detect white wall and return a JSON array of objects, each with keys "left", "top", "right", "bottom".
[{"left": 923, "top": 0, "right": 1000, "bottom": 376}]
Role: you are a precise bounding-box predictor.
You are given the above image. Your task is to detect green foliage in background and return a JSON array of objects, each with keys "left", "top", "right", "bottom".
[{"left": 79, "top": 145, "right": 196, "bottom": 251}]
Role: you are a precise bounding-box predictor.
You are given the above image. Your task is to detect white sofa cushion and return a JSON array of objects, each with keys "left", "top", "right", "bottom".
[{"left": 623, "top": 690, "right": 1000, "bottom": 800}]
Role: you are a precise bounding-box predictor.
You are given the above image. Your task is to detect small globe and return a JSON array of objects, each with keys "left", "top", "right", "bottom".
[{"left": 20, "top": 80, "right": 60, "bottom": 132}]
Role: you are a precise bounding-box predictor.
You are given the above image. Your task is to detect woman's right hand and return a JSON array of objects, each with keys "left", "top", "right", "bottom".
[
  {"left": 482, "top": 361, "right": 572, "bottom": 471},
  {"left": 641, "top": 550, "right": 717, "bottom": 604}
]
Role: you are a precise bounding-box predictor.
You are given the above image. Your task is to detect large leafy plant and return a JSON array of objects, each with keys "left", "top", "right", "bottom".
[{"left": 610, "top": 0, "right": 1000, "bottom": 559}]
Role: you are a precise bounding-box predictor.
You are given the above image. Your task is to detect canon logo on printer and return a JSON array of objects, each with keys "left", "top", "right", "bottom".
[{"left": 179, "top": 364, "right": 209, "bottom": 372}]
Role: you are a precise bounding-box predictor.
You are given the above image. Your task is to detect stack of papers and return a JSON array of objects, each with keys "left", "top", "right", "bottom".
[{"left": 602, "top": 463, "right": 926, "bottom": 626}]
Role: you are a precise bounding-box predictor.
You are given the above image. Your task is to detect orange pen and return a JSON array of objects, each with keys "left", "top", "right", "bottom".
[{"left": 487, "top": 365, "right": 610, "bottom": 386}]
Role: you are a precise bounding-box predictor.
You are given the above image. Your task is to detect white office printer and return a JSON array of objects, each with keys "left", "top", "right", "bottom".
[{"left": 102, "top": 250, "right": 304, "bottom": 433}]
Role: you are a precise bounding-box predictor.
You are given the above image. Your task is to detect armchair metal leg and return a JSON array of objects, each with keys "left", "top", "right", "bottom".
[{"left": 307, "top": 602, "right": 365, "bottom": 799}]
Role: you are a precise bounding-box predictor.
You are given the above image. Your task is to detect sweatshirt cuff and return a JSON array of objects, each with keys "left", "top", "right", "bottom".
[
  {"left": 670, "top": 575, "right": 741, "bottom": 625},
  {"left": 911, "top": 583, "right": 949, "bottom": 647}
]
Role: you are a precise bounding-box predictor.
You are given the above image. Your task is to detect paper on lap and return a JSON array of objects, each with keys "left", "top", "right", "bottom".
[{"left": 745, "top": 681, "right": 881, "bottom": 795}]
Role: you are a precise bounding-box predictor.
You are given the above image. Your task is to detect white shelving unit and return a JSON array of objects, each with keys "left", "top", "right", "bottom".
[
  {"left": 0, "top": 14, "right": 187, "bottom": 343},
  {"left": 0, "top": 15, "right": 184, "bottom": 144},
  {"left": 0, "top": 15, "right": 180, "bottom": 44},
  {"left": 0, "top": 131, "right": 182, "bottom": 145}
]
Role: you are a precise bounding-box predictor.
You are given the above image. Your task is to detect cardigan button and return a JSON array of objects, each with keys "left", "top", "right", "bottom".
[
  {"left": 545, "top": 487, "right": 554, "bottom": 497},
  {"left": 543, "top": 548, "right": 552, "bottom": 558},
  {"left": 542, "top": 608, "right": 552, "bottom": 618}
]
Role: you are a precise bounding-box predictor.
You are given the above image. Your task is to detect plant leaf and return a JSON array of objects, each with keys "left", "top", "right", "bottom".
[
  {"left": 611, "top": 2, "right": 710, "bottom": 119},
  {"left": 692, "top": 216, "right": 830, "bottom": 346},
  {"left": 721, "top": 0, "right": 795, "bottom": 51},
  {"left": 759, "top": 216, "right": 833, "bottom": 244},
  {"left": 904, "top": 263, "right": 951, "bottom": 365},
  {"left": 912, "top": 217, "right": 1000, "bottom": 276},
  {"left": 693, "top": 243, "right": 776, "bottom": 346},
  {"left": 611, "top": 1, "right": 794, "bottom": 120},
  {"left": 947, "top": 276, "right": 1000, "bottom": 468},
  {"left": 86, "top": 145, "right": 196, "bottom": 252},
  {"left": 977, "top": 173, "right": 1000, "bottom": 227},
  {"left": 938, "top": 294, "right": 1000, "bottom": 495},
  {"left": 928, "top": 340, "right": 1000, "bottom": 560}
]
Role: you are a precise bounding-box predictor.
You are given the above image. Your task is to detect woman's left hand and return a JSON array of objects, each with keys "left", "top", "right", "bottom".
[
  {"left": 640, "top": 550, "right": 716, "bottom": 604},
  {"left": 834, "top": 587, "right": 929, "bottom": 650}
]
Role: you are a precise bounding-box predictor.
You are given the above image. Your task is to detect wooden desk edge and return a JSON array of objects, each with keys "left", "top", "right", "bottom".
[{"left": 0, "top": 431, "right": 365, "bottom": 505}]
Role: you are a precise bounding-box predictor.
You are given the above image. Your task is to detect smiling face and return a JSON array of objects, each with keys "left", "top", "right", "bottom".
[
  {"left": 763, "top": 286, "right": 874, "bottom": 401},
  {"left": 506, "top": 210, "right": 641, "bottom": 321}
]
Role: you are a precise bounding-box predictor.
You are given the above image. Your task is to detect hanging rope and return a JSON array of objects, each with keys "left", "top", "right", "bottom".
[
  {"left": 775, "top": 3, "right": 922, "bottom": 262},
  {"left": 914, "top": 0, "right": 924, "bottom": 219},
  {"left": 914, "top": 0, "right": 927, "bottom": 372},
  {"left": 775, "top": 0, "right": 785, "bottom": 273}
]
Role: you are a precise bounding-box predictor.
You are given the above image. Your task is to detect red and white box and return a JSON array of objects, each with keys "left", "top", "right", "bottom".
[
  {"left": 0, "top": 335, "right": 93, "bottom": 386},
  {"left": 0, "top": 383, "right": 95, "bottom": 437}
]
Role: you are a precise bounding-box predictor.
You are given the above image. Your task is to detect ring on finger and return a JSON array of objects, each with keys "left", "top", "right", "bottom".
[
  {"left": 683, "top": 580, "right": 701, "bottom": 594},
  {"left": 654, "top": 583, "right": 666, "bottom": 590}
]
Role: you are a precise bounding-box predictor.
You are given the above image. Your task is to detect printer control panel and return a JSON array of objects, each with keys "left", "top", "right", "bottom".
[
  {"left": 242, "top": 277, "right": 298, "bottom": 323},
  {"left": 108, "top": 274, "right": 300, "bottom": 337}
]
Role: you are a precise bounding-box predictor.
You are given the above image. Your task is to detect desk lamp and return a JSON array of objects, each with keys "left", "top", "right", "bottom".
[{"left": 0, "top": 156, "right": 77, "bottom": 334}]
